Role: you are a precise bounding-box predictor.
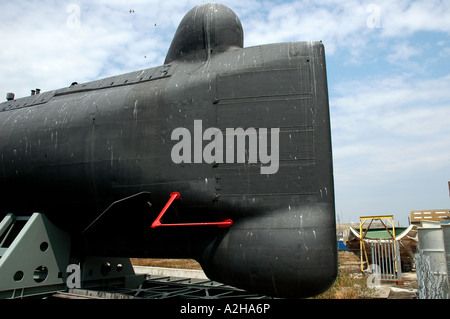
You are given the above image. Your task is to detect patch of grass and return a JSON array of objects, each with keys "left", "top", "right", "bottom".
[
  {"left": 313, "top": 270, "right": 377, "bottom": 299},
  {"left": 313, "top": 252, "right": 378, "bottom": 299}
]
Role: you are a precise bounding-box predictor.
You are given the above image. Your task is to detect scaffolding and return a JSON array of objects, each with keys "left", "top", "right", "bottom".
[{"left": 359, "top": 215, "right": 401, "bottom": 282}]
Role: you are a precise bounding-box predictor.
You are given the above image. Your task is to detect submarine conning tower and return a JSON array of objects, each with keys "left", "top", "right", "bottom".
[{"left": 164, "top": 3, "right": 244, "bottom": 64}]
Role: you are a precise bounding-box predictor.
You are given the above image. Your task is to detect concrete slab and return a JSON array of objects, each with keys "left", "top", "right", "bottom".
[
  {"left": 371, "top": 286, "right": 391, "bottom": 298},
  {"left": 133, "top": 265, "right": 208, "bottom": 280}
]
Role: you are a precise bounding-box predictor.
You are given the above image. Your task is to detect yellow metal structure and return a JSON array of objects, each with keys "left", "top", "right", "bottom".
[{"left": 359, "top": 215, "right": 397, "bottom": 272}]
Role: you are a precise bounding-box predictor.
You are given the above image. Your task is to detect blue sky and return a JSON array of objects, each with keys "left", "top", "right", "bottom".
[{"left": 1, "top": 1, "right": 449, "bottom": 226}]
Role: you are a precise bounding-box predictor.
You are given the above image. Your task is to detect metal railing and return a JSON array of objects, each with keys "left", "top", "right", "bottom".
[{"left": 370, "top": 241, "right": 402, "bottom": 282}]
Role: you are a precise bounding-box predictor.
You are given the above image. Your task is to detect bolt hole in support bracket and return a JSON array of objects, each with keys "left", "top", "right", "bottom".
[{"left": 151, "top": 192, "right": 233, "bottom": 228}]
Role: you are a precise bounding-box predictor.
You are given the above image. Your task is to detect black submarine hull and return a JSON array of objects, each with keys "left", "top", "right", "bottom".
[{"left": 0, "top": 4, "right": 336, "bottom": 298}]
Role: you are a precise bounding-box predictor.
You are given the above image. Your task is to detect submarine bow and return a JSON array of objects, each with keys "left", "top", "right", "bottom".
[{"left": 0, "top": 3, "right": 337, "bottom": 298}]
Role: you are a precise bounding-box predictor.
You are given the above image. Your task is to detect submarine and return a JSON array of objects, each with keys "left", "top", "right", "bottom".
[{"left": 0, "top": 3, "right": 337, "bottom": 298}]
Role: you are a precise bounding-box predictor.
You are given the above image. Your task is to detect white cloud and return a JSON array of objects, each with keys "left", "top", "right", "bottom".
[
  {"left": 0, "top": 1, "right": 199, "bottom": 99},
  {"left": 240, "top": 0, "right": 450, "bottom": 64},
  {"left": 331, "top": 73, "right": 450, "bottom": 222},
  {"left": 379, "top": 0, "right": 450, "bottom": 37},
  {"left": 332, "top": 73, "right": 450, "bottom": 153},
  {"left": 386, "top": 41, "right": 422, "bottom": 64},
  {"left": 2, "top": 0, "right": 450, "bottom": 99},
  {"left": 243, "top": 0, "right": 370, "bottom": 55}
]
